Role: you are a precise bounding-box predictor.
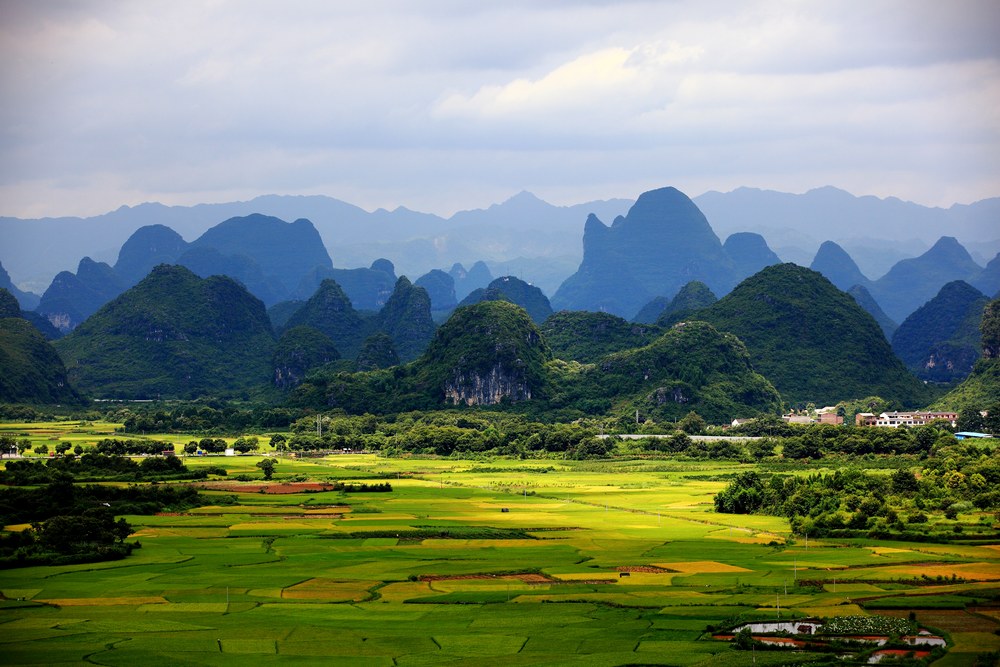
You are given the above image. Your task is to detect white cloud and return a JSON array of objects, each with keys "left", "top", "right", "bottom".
[{"left": 0, "top": 0, "right": 998, "bottom": 218}]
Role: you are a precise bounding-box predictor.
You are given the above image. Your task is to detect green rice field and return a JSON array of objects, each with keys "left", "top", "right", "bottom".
[{"left": 1, "top": 422, "right": 999, "bottom": 664}]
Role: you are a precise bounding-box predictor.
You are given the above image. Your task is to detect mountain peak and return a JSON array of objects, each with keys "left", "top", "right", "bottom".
[
  {"left": 810, "top": 240, "right": 869, "bottom": 291},
  {"left": 553, "top": 186, "right": 733, "bottom": 318},
  {"left": 503, "top": 190, "right": 544, "bottom": 205},
  {"left": 926, "top": 236, "right": 976, "bottom": 263}
]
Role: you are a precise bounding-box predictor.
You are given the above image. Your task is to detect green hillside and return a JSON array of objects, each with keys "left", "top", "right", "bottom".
[
  {"left": 548, "top": 321, "right": 782, "bottom": 423},
  {"left": 541, "top": 311, "right": 662, "bottom": 363},
  {"left": 0, "top": 316, "right": 82, "bottom": 404},
  {"left": 655, "top": 281, "right": 718, "bottom": 327},
  {"left": 931, "top": 297, "right": 1000, "bottom": 411},
  {"left": 692, "top": 263, "right": 931, "bottom": 407},
  {"left": 293, "top": 302, "right": 780, "bottom": 423},
  {"left": 891, "top": 280, "right": 987, "bottom": 382},
  {"left": 373, "top": 277, "right": 435, "bottom": 362},
  {"left": 283, "top": 279, "right": 368, "bottom": 358},
  {"left": 273, "top": 326, "right": 340, "bottom": 390},
  {"left": 55, "top": 265, "right": 275, "bottom": 399}
]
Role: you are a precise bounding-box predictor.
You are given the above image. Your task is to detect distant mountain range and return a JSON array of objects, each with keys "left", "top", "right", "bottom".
[
  {"left": 0, "top": 191, "right": 630, "bottom": 296},
  {"left": 3, "top": 186, "right": 998, "bottom": 298},
  {"left": 696, "top": 185, "right": 1000, "bottom": 276},
  {"left": 8, "top": 183, "right": 997, "bottom": 340}
]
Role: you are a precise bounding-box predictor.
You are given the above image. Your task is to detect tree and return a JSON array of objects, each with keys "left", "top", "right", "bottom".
[
  {"left": 33, "top": 444, "right": 48, "bottom": 456},
  {"left": 957, "top": 407, "right": 986, "bottom": 433},
  {"left": 714, "top": 471, "right": 767, "bottom": 514},
  {"left": 256, "top": 458, "right": 278, "bottom": 480},
  {"left": 233, "top": 436, "right": 259, "bottom": 453},
  {"left": 184, "top": 441, "right": 198, "bottom": 455},
  {"left": 677, "top": 411, "right": 707, "bottom": 435},
  {"left": 890, "top": 468, "right": 919, "bottom": 495},
  {"left": 270, "top": 434, "right": 287, "bottom": 453},
  {"left": 0, "top": 434, "right": 16, "bottom": 457}
]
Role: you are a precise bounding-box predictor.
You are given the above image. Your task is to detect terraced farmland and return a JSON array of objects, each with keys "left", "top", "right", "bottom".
[{"left": 1, "top": 444, "right": 999, "bottom": 664}]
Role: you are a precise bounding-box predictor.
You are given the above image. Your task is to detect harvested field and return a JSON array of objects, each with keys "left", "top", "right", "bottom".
[
  {"left": 40, "top": 596, "right": 168, "bottom": 606},
  {"left": 653, "top": 560, "right": 752, "bottom": 574},
  {"left": 880, "top": 608, "right": 1000, "bottom": 633}
]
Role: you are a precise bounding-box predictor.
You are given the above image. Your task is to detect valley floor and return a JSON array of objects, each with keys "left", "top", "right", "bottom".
[{"left": 1, "top": 449, "right": 999, "bottom": 665}]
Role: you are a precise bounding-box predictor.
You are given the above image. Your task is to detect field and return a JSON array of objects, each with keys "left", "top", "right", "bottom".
[{"left": 1, "top": 422, "right": 999, "bottom": 664}]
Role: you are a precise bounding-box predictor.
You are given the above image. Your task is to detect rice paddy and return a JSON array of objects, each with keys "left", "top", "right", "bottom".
[{"left": 1, "top": 425, "right": 999, "bottom": 664}]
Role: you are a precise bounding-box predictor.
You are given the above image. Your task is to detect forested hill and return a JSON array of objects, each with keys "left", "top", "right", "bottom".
[
  {"left": 691, "top": 264, "right": 932, "bottom": 407},
  {"left": 55, "top": 265, "right": 276, "bottom": 399},
  {"left": 290, "top": 302, "right": 782, "bottom": 423}
]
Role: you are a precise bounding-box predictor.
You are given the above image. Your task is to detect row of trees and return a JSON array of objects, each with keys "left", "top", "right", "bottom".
[{"left": 0, "top": 453, "right": 222, "bottom": 485}]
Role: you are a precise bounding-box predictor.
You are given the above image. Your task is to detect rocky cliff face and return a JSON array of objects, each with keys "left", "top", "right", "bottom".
[
  {"left": 419, "top": 300, "right": 549, "bottom": 406},
  {"left": 444, "top": 363, "right": 533, "bottom": 406}
]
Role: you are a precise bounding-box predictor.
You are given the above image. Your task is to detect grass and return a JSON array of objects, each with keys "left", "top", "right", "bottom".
[{"left": 0, "top": 424, "right": 998, "bottom": 663}]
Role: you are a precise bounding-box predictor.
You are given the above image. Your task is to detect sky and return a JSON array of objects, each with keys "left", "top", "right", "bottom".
[{"left": 1, "top": 0, "right": 998, "bottom": 218}]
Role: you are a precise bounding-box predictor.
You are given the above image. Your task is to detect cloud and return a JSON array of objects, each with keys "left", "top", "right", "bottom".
[{"left": 0, "top": 0, "right": 998, "bottom": 217}]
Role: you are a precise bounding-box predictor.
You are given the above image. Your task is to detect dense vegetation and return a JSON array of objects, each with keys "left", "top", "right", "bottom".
[
  {"left": 540, "top": 311, "right": 662, "bottom": 363},
  {"left": 0, "top": 478, "right": 214, "bottom": 567},
  {"left": 546, "top": 321, "right": 782, "bottom": 423},
  {"left": 653, "top": 280, "right": 718, "bottom": 327},
  {"left": 692, "top": 264, "right": 933, "bottom": 407},
  {"left": 932, "top": 296, "right": 1000, "bottom": 411},
  {"left": 371, "top": 277, "right": 436, "bottom": 362},
  {"left": 282, "top": 278, "right": 367, "bottom": 358},
  {"left": 272, "top": 325, "right": 340, "bottom": 390},
  {"left": 0, "top": 452, "right": 224, "bottom": 484},
  {"left": 290, "top": 304, "right": 782, "bottom": 423},
  {"left": 891, "top": 280, "right": 987, "bottom": 382},
  {"left": 714, "top": 425, "right": 1000, "bottom": 541},
  {"left": 54, "top": 265, "right": 276, "bottom": 399},
  {"left": 0, "top": 303, "right": 82, "bottom": 404},
  {"left": 847, "top": 284, "right": 897, "bottom": 340}
]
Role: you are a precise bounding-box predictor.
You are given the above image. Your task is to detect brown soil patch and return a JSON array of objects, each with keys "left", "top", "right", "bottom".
[
  {"left": 234, "top": 482, "right": 336, "bottom": 494},
  {"left": 42, "top": 596, "right": 167, "bottom": 606}
]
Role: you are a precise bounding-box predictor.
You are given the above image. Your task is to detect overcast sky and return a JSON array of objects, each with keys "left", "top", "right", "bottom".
[{"left": 1, "top": 0, "right": 998, "bottom": 218}]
